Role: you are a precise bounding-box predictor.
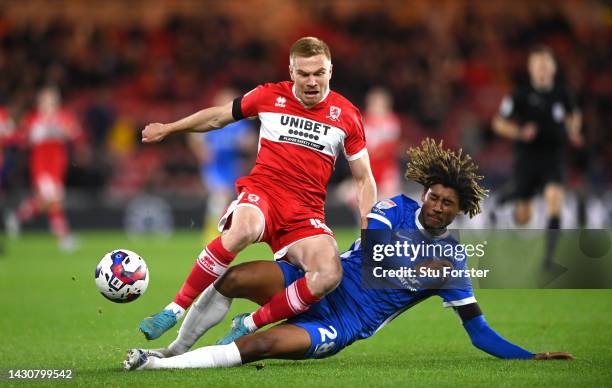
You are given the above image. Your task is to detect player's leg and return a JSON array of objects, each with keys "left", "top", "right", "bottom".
[
  {"left": 514, "top": 199, "right": 532, "bottom": 225},
  {"left": 9, "top": 174, "right": 48, "bottom": 237},
  {"left": 11, "top": 155, "right": 51, "bottom": 235},
  {"left": 543, "top": 183, "right": 563, "bottom": 221},
  {"left": 542, "top": 182, "right": 564, "bottom": 269},
  {"left": 162, "top": 261, "right": 286, "bottom": 356},
  {"left": 139, "top": 193, "right": 266, "bottom": 340},
  {"left": 511, "top": 156, "right": 538, "bottom": 226},
  {"left": 215, "top": 259, "right": 287, "bottom": 305},
  {"left": 202, "top": 169, "right": 233, "bottom": 241},
  {"left": 222, "top": 235, "right": 340, "bottom": 340},
  {"left": 124, "top": 324, "right": 311, "bottom": 371},
  {"left": 235, "top": 324, "right": 311, "bottom": 362},
  {"left": 173, "top": 205, "right": 265, "bottom": 308},
  {"left": 48, "top": 199, "right": 77, "bottom": 251},
  {"left": 37, "top": 171, "right": 77, "bottom": 251},
  {"left": 283, "top": 234, "right": 341, "bottom": 297},
  {"left": 14, "top": 194, "right": 43, "bottom": 226},
  {"left": 5, "top": 196, "right": 34, "bottom": 238},
  {"left": 203, "top": 187, "right": 231, "bottom": 241}
]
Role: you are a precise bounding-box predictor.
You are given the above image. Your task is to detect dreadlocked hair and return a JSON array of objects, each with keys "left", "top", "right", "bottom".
[{"left": 405, "top": 138, "right": 488, "bottom": 218}]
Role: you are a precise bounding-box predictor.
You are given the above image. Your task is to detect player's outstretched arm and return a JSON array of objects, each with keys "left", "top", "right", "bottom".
[
  {"left": 455, "top": 303, "right": 573, "bottom": 360},
  {"left": 348, "top": 150, "right": 377, "bottom": 228},
  {"left": 142, "top": 100, "right": 235, "bottom": 143}
]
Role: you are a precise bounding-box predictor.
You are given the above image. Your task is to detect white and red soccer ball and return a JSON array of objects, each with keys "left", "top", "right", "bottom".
[{"left": 95, "top": 249, "right": 149, "bottom": 303}]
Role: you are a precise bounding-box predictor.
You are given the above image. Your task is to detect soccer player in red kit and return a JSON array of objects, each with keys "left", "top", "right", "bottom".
[
  {"left": 363, "top": 87, "right": 401, "bottom": 199},
  {"left": 7, "top": 87, "right": 84, "bottom": 251},
  {"left": 334, "top": 88, "right": 401, "bottom": 219},
  {"left": 139, "top": 37, "right": 377, "bottom": 342}
]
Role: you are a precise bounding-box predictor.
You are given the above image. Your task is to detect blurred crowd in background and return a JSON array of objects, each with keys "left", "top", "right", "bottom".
[{"left": 0, "top": 0, "right": 610, "bottom": 231}]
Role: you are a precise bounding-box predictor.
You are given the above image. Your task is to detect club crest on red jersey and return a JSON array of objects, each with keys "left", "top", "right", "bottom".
[
  {"left": 248, "top": 193, "right": 260, "bottom": 203},
  {"left": 275, "top": 96, "right": 287, "bottom": 108},
  {"left": 327, "top": 106, "right": 342, "bottom": 122}
]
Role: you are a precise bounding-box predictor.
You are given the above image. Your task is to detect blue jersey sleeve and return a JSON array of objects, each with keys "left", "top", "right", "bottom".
[
  {"left": 366, "top": 199, "right": 401, "bottom": 229},
  {"left": 437, "top": 288, "right": 476, "bottom": 308},
  {"left": 463, "top": 315, "right": 534, "bottom": 359},
  {"left": 436, "top": 246, "right": 476, "bottom": 308}
]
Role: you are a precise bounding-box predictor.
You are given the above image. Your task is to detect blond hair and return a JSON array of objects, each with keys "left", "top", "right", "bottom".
[{"left": 290, "top": 37, "right": 331, "bottom": 63}]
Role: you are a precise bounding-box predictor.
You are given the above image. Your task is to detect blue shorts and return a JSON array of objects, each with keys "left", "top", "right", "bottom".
[{"left": 276, "top": 260, "right": 353, "bottom": 359}]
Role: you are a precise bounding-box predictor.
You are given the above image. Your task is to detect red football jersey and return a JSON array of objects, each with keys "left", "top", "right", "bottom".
[
  {"left": 20, "top": 109, "right": 83, "bottom": 181},
  {"left": 364, "top": 112, "right": 401, "bottom": 181},
  {"left": 233, "top": 81, "right": 366, "bottom": 208},
  {"left": 21, "top": 109, "right": 82, "bottom": 147}
]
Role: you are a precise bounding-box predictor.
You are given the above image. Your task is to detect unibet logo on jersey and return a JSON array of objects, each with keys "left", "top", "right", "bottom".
[{"left": 277, "top": 115, "right": 334, "bottom": 151}]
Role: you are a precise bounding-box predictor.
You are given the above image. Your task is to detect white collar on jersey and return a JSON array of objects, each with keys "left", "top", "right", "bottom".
[
  {"left": 415, "top": 207, "right": 450, "bottom": 240},
  {"left": 292, "top": 84, "right": 331, "bottom": 108}
]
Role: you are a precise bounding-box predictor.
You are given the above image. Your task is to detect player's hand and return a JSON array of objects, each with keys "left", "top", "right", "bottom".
[
  {"left": 568, "top": 131, "right": 583, "bottom": 147},
  {"left": 142, "top": 123, "right": 169, "bottom": 143},
  {"left": 533, "top": 352, "right": 574, "bottom": 360},
  {"left": 519, "top": 123, "right": 537, "bottom": 142}
]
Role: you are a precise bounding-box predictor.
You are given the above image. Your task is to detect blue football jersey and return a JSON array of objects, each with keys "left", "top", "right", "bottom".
[
  {"left": 201, "top": 120, "right": 251, "bottom": 189},
  {"left": 300, "top": 195, "right": 476, "bottom": 346}
]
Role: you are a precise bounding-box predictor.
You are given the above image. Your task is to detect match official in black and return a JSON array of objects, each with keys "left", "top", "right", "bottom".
[{"left": 492, "top": 45, "right": 582, "bottom": 270}]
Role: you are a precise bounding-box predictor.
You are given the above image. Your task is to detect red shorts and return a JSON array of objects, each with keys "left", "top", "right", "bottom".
[
  {"left": 218, "top": 184, "right": 334, "bottom": 259},
  {"left": 30, "top": 148, "right": 67, "bottom": 199}
]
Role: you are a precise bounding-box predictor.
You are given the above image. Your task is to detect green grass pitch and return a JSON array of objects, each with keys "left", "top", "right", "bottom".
[{"left": 1, "top": 230, "right": 611, "bottom": 387}]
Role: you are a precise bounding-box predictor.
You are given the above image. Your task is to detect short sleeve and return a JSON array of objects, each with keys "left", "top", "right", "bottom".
[
  {"left": 343, "top": 109, "right": 367, "bottom": 161},
  {"left": 437, "top": 288, "right": 476, "bottom": 308},
  {"left": 366, "top": 199, "right": 400, "bottom": 229},
  {"left": 236, "top": 85, "right": 266, "bottom": 119},
  {"left": 437, "top": 244, "right": 476, "bottom": 307}
]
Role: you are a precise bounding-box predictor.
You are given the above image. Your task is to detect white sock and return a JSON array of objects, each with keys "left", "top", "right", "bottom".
[
  {"left": 147, "top": 343, "right": 242, "bottom": 369},
  {"left": 243, "top": 313, "right": 258, "bottom": 331},
  {"left": 164, "top": 302, "right": 186, "bottom": 320},
  {"left": 167, "top": 285, "right": 232, "bottom": 355}
]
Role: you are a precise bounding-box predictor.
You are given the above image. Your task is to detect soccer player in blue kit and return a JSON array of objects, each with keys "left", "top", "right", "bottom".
[
  {"left": 125, "top": 139, "right": 572, "bottom": 371},
  {"left": 187, "top": 88, "right": 256, "bottom": 239}
]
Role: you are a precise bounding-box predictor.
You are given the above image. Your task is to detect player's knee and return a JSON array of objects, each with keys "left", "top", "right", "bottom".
[
  {"left": 307, "top": 258, "right": 342, "bottom": 297},
  {"left": 232, "top": 223, "right": 261, "bottom": 242},
  {"left": 215, "top": 266, "right": 245, "bottom": 298},
  {"left": 243, "top": 333, "right": 278, "bottom": 359},
  {"left": 514, "top": 205, "right": 531, "bottom": 225},
  {"left": 544, "top": 187, "right": 563, "bottom": 214},
  {"left": 224, "top": 223, "right": 262, "bottom": 250},
  {"left": 515, "top": 212, "right": 530, "bottom": 225}
]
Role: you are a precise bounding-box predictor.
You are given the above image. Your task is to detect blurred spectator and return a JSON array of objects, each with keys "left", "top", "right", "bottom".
[
  {"left": 0, "top": 105, "right": 16, "bottom": 187},
  {"left": 105, "top": 117, "right": 158, "bottom": 199},
  {"left": 0, "top": 0, "right": 608, "bottom": 218}
]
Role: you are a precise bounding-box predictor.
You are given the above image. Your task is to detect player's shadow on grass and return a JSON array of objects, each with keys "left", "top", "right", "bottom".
[{"left": 261, "top": 356, "right": 501, "bottom": 370}]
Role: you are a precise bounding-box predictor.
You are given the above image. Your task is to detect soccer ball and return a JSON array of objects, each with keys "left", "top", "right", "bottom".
[{"left": 95, "top": 249, "right": 149, "bottom": 303}]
